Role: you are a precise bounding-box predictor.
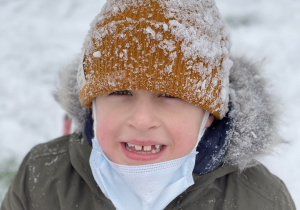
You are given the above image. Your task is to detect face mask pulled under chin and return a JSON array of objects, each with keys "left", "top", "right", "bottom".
[{"left": 90, "top": 139, "right": 197, "bottom": 210}]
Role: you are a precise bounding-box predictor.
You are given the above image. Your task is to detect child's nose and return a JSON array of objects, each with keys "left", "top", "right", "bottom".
[{"left": 127, "top": 99, "right": 160, "bottom": 131}]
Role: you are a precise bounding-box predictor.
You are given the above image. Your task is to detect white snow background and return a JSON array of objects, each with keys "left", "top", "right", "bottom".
[{"left": 0, "top": 0, "right": 299, "bottom": 207}]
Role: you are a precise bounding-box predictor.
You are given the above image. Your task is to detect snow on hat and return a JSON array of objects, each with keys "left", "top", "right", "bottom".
[{"left": 78, "top": 0, "right": 232, "bottom": 119}]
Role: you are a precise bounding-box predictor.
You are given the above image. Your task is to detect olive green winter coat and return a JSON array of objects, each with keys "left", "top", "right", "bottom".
[{"left": 1, "top": 133, "right": 295, "bottom": 210}]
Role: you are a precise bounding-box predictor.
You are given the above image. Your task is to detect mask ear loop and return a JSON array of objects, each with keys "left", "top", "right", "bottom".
[
  {"left": 193, "top": 111, "right": 210, "bottom": 151},
  {"left": 92, "top": 100, "right": 97, "bottom": 138}
]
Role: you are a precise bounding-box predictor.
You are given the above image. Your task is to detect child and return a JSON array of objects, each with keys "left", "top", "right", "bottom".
[{"left": 1, "top": 0, "right": 296, "bottom": 209}]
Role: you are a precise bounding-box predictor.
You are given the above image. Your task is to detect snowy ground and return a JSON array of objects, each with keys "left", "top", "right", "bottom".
[{"left": 0, "top": 0, "right": 299, "bottom": 207}]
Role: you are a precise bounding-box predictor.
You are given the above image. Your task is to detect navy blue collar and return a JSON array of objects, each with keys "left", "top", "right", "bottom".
[{"left": 193, "top": 108, "right": 233, "bottom": 175}]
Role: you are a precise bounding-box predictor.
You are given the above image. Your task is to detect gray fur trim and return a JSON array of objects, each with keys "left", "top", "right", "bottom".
[
  {"left": 53, "top": 56, "right": 89, "bottom": 132},
  {"left": 53, "top": 56, "right": 283, "bottom": 169},
  {"left": 225, "top": 57, "right": 283, "bottom": 169}
]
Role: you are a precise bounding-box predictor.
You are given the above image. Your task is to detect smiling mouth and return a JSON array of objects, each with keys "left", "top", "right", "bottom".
[{"left": 125, "top": 143, "right": 164, "bottom": 154}]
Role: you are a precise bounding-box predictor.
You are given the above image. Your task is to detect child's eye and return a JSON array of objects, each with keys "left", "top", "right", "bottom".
[
  {"left": 160, "top": 93, "right": 177, "bottom": 99},
  {"left": 109, "top": 90, "right": 131, "bottom": 96}
]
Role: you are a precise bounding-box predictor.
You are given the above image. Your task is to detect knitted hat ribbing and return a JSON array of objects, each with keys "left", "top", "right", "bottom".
[{"left": 78, "top": 0, "right": 232, "bottom": 119}]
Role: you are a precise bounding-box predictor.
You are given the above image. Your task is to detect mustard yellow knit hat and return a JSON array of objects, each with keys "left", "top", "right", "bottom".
[{"left": 78, "top": 0, "right": 232, "bottom": 119}]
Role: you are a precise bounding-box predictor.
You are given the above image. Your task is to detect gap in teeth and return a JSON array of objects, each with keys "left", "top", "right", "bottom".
[{"left": 126, "top": 143, "right": 162, "bottom": 153}]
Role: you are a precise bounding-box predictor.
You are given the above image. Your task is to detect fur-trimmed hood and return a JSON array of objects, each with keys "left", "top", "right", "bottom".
[{"left": 54, "top": 56, "right": 282, "bottom": 170}]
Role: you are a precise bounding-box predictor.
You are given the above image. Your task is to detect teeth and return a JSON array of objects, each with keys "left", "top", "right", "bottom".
[
  {"left": 134, "top": 145, "right": 142, "bottom": 150},
  {"left": 126, "top": 143, "right": 163, "bottom": 153},
  {"left": 143, "top": 145, "right": 151, "bottom": 151}
]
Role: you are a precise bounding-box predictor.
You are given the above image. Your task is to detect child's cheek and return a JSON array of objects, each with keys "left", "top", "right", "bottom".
[
  {"left": 171, "top": 123, "right": 198, "bottom": 156},
  {"left": 95, "top": 114, "right": 117, "bottom": 146}
]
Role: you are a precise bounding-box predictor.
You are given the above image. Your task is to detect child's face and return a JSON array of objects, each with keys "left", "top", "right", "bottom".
[{"left": 93, "top": 90, "right": 211, "bottom": 165}]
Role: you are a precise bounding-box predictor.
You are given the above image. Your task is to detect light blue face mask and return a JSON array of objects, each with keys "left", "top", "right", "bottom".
[
  {"left": 90, "top": 101, "right": 210, "bottom": 210},
  {"left": 90, "top": 139, "right": 197, "bottom": 210}
]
